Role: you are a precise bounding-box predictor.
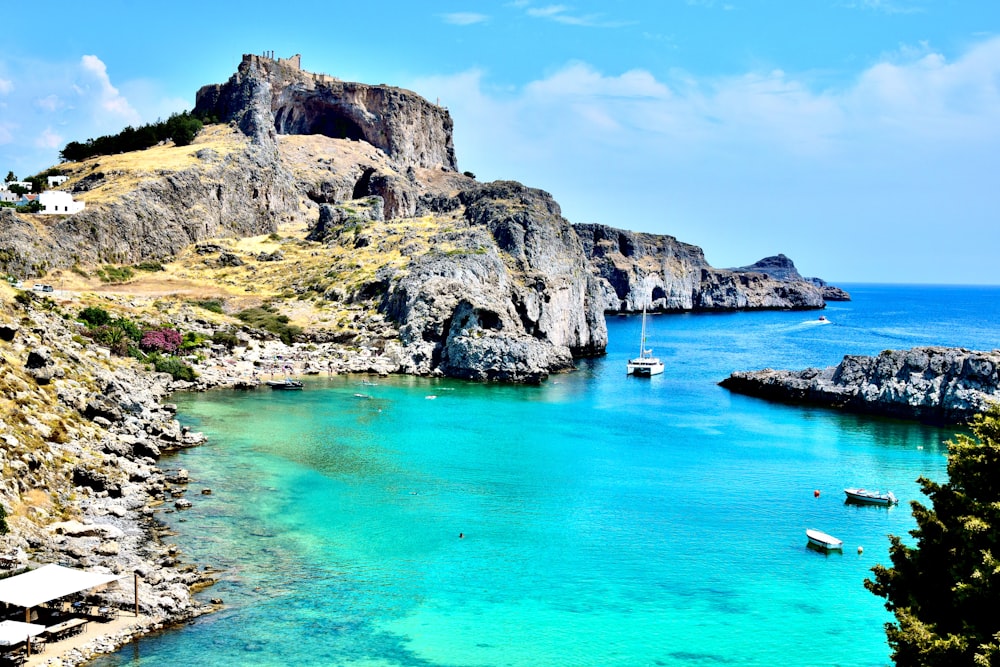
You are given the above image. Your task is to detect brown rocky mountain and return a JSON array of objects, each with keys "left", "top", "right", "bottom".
[{"left": 0, "top": 52, "right": 847, "bottom": 381}]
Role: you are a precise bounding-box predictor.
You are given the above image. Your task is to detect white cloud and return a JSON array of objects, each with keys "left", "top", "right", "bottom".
[
  {"left": 35, "top": 128, "right": 62, "bottom": 149},
  {"left": 442, "top": 12, "right": 490, "bottom": 25},
  {"left": 0, "top": 79, "right": 12, "bottom": 95},
  {"left": 839, "top": 0, "right": 925, "bottom": 14},
  {"left": 35, "top": 94, "right": 62, "bottom": 112},
  {"left": 79, "top": 55, "right": 141, "bottom": 122},
  {"left": 521, "top": 3, "right": 632, "bottom": 27},
  {"left": 0, "top": 123, "right": 12, "bottom": 145},
  {"left": 410, "top": 36, "right": 1000, "bottom": 282}
]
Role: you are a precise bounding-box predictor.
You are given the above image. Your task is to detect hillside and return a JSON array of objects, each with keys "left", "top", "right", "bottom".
[{"left": 0, "top": 52, "right": 847, "bottom": 383}]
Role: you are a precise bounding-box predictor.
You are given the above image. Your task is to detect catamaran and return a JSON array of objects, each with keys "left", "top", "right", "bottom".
[{"left": 627, "top": 305, "right": 664, "bottom": 377}]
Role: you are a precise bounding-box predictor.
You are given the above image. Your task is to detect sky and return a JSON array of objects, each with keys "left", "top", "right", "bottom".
[{"left": 2, "top": 1, "right": 999, "bottom": 284}]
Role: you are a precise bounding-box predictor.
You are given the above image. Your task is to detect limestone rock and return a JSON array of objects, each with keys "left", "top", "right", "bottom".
[
  {"left": 719, "top": 346, "right": 1000, "bottom": 424},
  {"left": 576, "top": 224, "right": 839, "bottom": 312},
  {"left": 194, "top": 53, "right": 457, "bottom": 172}
]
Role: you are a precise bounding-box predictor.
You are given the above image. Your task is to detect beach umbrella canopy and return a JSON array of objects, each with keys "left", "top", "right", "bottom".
[
  {"left": 0, "top": 564, "right": 121, "bottom": 608},
  {"left": 0, "top": 620, "right": 46, "bottom": 646}
]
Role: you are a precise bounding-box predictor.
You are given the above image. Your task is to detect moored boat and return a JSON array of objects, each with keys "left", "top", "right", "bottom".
[
  {"left": 844, "top": 488, "right": 897, "bottom": 505},
  {"left": 627, "top": 305, "right": 664, "bottom": 377},
  {"left": 266, "top": 378, "right": 304, "bottom": 390},
  {"left": 806, "top": 529, "right": 843, "bottom": 551}
]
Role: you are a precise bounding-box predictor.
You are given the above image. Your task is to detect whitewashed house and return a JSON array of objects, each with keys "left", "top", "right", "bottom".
[
  {"left": 39, "top": 190, "right": 85, "bottom": 214},
  {"left": 47, "top": 175, "right": 69, "bottom": 187}
]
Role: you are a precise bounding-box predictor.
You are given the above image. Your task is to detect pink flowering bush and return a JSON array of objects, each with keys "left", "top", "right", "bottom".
[{"left": 140, "top": 327, "right": 182, "bottom": 354}]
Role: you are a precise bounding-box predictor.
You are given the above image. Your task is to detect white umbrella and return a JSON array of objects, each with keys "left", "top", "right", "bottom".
[{"left": 0, "top": 619, "right": 46, "bottom": 647}]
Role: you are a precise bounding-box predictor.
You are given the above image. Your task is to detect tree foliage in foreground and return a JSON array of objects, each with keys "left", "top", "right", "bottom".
[{"left": 866, "top": 404, "right": 1000, "bottom": 666}]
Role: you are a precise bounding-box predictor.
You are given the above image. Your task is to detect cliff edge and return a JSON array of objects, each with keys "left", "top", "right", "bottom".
[{"left": 719, "top": 347, "right": 1000, "bottom": 424}]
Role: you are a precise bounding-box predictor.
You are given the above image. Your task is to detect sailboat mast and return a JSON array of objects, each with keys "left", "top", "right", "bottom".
[{"left": 639, "top": 304, "right": 647, "bottom": 357}]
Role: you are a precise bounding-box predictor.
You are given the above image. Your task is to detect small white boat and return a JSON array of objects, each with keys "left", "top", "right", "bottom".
[
  {"left": 627, "top": 305, "right": 664, "bottom": 377},
  {"left": 266, "top": 378, "right": 303, "bottom": 390},
  {"left": 844, "top": 488, "right": 897, "bottom": 505},
  {"left": 806, "top": 529, "right": 843, "bottom": 551}
]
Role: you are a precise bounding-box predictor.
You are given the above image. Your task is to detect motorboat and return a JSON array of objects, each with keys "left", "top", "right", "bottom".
[
  {"left": 806, "top": 529, "right": 843, "bottom": 551},
  {"left": 844, "top": 488, "right": 897, "bottom": 505},
  {"left": 266, "top": 378, "right": 303, "bottom": 390},
  {"left": 627, "top": 305, "right": 664, "bottom": 377}
]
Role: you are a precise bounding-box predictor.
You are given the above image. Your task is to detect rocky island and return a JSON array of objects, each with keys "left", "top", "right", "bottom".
[{"left": 720, "top": 346, "right": 1000, "bottom": 424}]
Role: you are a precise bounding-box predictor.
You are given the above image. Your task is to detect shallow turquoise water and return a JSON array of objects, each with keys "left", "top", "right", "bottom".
[{"left": 94, "top": 284, "right": 999, "bottom": 666}]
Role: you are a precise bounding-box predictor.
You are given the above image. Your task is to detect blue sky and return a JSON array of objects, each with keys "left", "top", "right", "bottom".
[{"left": 2, "top": 1, "right": 999, "bottom": 284}]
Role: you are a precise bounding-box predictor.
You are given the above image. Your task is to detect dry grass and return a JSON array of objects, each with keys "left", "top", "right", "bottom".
[{"left": 56, "top": 126, "right": 248, "bottom": 205}]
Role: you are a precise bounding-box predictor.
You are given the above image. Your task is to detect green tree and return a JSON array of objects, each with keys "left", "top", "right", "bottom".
[
  {"left": 866, "top": 404, "right": 1000, "bottom": 666},
  {"left": 4, "top": 171, "right": 15, "bottom": 183}
]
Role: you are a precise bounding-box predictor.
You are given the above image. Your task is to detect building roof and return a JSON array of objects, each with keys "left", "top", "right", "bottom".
[{"left": 0, "top": 564, "right": 121, "bottom": 608}]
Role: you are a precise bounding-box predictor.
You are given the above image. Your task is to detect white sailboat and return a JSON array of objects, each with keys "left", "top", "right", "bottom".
[{"left": 627, "top": 305, "right": 664, "bottom": 377}]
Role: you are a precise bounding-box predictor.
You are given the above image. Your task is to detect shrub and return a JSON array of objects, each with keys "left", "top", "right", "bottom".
[
  {"left": 210, "top": 330, "right": 241, "bottom": 350},
  {"left": 140, "top": 328, "right": 182, "bottom": 354},
  {"left": 0, "top": 506, "right": 7, "bottom": 536},
  {"left": 148, "top": 353, "right": 197, "bottom": 381},
  {"left": 79, "top": 306, "right": 112, "bottom": 327},
  {"left": 190, "top": 299, "right": 224, "bottom": 314},
  {"left": 237, "top": 306, "right": 302, "bottom": 344},
  {"left": 96, "top": 265, "right": 134, "bottom": 283},
  {"left": 133, "top": 261, "right": 164, "bottom": 272}
]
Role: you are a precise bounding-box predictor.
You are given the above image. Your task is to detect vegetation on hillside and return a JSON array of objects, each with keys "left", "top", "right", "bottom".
[
  {"left": 59, "top": 112, "right": 204, "bottom": 163},
  {"left": 866, "top": 404, "right": 1000, "bottom": 665},
  {"left": 76, "top": 305, "right": 196, "bottom": 381}
]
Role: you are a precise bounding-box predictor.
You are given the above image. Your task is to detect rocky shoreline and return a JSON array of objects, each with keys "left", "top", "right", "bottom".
[
  {"left": 0, "top": 288, "right": 422, "bottom": 666},
  {"left": 0, "top": 301, "right": 224, "bottom": 666},
  {"left": 719, "top": 346, "right": 1000, "bottom": 424}
]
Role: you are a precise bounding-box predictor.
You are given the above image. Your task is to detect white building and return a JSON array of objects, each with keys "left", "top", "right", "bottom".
[
  {"left": 47, "top": 175, "right": 69, "bottom": 187},
  {"left": 39, "top": 190, "right": 85, "bottom": 215}
]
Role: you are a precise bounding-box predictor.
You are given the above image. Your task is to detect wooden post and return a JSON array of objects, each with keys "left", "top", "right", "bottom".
[{"left": 134, "top": 572, "right": 139, "bottom": 617}]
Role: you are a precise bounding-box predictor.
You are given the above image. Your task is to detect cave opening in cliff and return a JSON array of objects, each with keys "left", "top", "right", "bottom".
[
  {"left": 651, "top": 286, "right": 666, "bottom": 304},
  {"left": 273, "top": 102, "right": 366, "bottom": 142}
]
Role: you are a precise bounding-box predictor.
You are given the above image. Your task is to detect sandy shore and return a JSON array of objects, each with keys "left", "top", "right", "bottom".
[{"left": 25, "top": 611, "right": 156, "bottom": 667}]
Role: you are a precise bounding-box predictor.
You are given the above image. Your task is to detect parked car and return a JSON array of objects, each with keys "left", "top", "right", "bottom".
[{"left": 32, "top": 283, "right": 54, "bottom": 292}]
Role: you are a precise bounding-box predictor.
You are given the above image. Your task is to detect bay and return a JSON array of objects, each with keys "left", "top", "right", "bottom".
[{"left": 93, "top": 284, "right": 1000, "bottom": 666}]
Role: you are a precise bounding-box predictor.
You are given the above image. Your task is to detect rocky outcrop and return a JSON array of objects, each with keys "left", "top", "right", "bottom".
[
  {"left": 195, "top": 53, "right": 457, "bottom": 172},
  {"left": 381, "top": 181, "right": 607, "bottom": 382},
  {"left": 0, "top": 134, "right": 298, "bottom": 275},
  {"left": 575, "top": 224, "right": 832, "bottom": 312},
  {"left": 734, "top": 254, "right": 851, "bottom": 302},
  {"left": 719, "top": 347, "right": 1000, "bottom": 424}
]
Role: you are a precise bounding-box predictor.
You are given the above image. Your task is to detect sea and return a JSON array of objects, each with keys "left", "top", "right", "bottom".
[{"left": 91, "top": 284, "right": 1000, "bottom": 667}]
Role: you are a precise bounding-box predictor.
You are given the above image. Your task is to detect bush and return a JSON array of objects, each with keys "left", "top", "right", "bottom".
[
  {"left": 148, "top": 353, "right": 197, "bottom": 381},
  {"left": 140, "top": 327, "right": 182, "bottom": 354},
  {"left": 210, "top": 330, "right": 241, "bottom": 350},
  {"left": 96, "top": 265, "right": 134, "bottom": 283},
  {"left": 79, "top": 306, "right": 111, "bottom": 327},
  {"left": 0, "top": 505, "right": 7, "bottom": 536},
  {"left": 237, "top": 306, "right": 302, "bottom": 344},
  {"left": 133, "top": 261, "right": 164, "bottom": 272},
  {"left": 190, "top": 299, "right": 224, "bottom": 314}
]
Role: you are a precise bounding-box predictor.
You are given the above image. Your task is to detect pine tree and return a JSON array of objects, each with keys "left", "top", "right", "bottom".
[{"left": 866, "top": 404, "right": 1000, "bottom": 666}]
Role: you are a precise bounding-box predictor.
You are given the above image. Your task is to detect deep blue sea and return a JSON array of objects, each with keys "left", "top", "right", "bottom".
[{"left": 93, "top": 284, "right": 1000, "bottom": 667}]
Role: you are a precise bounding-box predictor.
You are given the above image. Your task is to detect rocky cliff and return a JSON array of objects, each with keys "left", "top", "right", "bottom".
[
  {"left": 194, "top": 53, "right": 457, "bottom": 172},
  {"left": 575, "top": 224, "right": 834, "bottom": 312},
  {"left": 0, "top": 126, "right": 297, "bottom": 275},
  {"left": 719, "top": 347, "right": 1000, "bottom": 424},
  {"left": 733, "top": 254, "right": 851, "bottom": 302}
]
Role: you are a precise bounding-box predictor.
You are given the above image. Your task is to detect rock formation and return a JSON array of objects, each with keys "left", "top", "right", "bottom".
[
  {"left": 326, "top": 181, "right": 608, "bottom": 382},
  {"left": 733, "top": 254, "right": 851, "bottom": 302},
  {"left": 194, "top": 53, "right": 457, "bottom": 172},
  {"left": 719, "top": 347, "right": 1000, "bottom": 424},
  {"left": 575, "top": 224, "right": 834, "bottom": 312}
]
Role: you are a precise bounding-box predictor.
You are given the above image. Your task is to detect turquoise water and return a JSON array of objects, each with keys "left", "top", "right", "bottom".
[{"left": 94, "top": 284, "right": 1000, "bottom": 667}]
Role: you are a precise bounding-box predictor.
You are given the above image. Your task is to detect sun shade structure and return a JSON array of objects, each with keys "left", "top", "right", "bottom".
[
  {"left": 0, "top": 564, "right": 121, "bottom": 608},
  {"left": 0, "top": 620, "right": 47, "bottom": 646}
]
